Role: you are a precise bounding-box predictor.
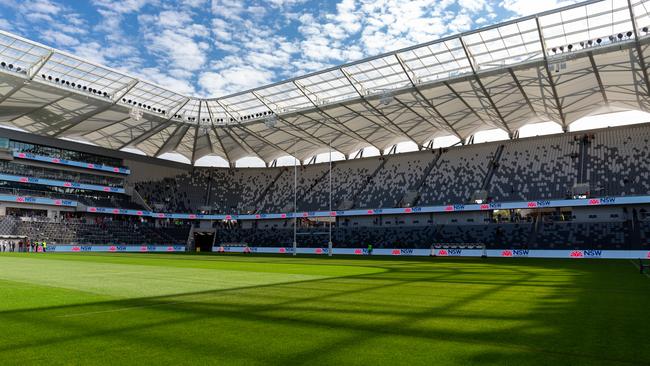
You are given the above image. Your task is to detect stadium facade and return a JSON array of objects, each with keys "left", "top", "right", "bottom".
[{"left": 0, "top": 0, "right": 650, "bottom": 258}]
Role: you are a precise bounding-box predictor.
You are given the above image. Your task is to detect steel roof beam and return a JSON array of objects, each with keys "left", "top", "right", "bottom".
[
  {"left": 588, "top": 51, "right": 609, "bottom": 105},
  {"left": 295, "top": 111, "right": 377, "bottom": 152},
  {"left": 224, "top": 126, "right": 266, "bottom": 162},
  {"left": 233, "top": 124, "right": 294, "bottom": 158},
  {"left": 394, "top": 54, "right": 463, "bottom": 139},
  {"left": 627, "top": 0, "right": 650, "bottom": 105},
  {"left": 6, "top": 93, "right": 70, "bottom": 123},
  {"left": 442, "top": 81, "right": 495, "bottom": 129},
  {"left": 391, "top": 96, "right": 445, "bottom": 145},
  {"left": 459, "top": 37, "right": 513, "bottom": 135},
  {"left": 215, "top": 99, "right": 241, "bottom": 122},
  {"left": 251, "top": 91, "right": 337, "bottom": 149},
  {"left": 0, "top": 51, "right": 54, "bottom": 107},
  {"left": 116, "top": 98, "right": 191, "bottom": 149},
  {"left": 154, "top": 124, "right": 189, "bottom": 157},
  {"left": 27, "top": 51, "right": 54, "bottom": 80},
  {"left": 204, "top": 104, "right": 231, "bottom": 163},
  {"left": 115, "top": 120, "right": 175, "bottom": 150},
  {"left": 507, "top": 68, "right": 539, "bottom": 117},
  {"left": 292, "top": 80, "right": 382, "bottom": 150},
  {"left": 535, "top": 17, "right": 567, "bottom": 129},
  {"left": 82, "top": 116, "right": 131, "bottom": 140},
  {"left": 339, "top": 67, "right": 420, "bottom": 142},
  {"left": 190, "top": 101, "right": 202, "bottom": 163},
  {"left": 47, "top": 81, "right": 141, "bottom": 137}
]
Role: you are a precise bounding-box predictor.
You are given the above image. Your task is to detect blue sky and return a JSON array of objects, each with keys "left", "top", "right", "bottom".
[{"left": 0, "top": 0, "right": 581, "bottom": 99}]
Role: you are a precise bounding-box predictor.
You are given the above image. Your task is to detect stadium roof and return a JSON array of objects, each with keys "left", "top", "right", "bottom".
[{"left": 0, "top": 0, "right": 650, "bottom": 165}]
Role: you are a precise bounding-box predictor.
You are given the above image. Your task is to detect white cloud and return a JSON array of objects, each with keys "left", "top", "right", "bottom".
[
  {"left": 146, "top": 29, "right": 209, "bottom": 71},
  {"left": 0, "top": 18, "right": 13, "bottom": 31},
  {"left": 198, "top": 66, "right": 275, "bottom": 96},
  {"left": 499, "top": 0, "right": 578, "bottom": 16},
  {"left": 139, "top": 67, "right": 197, "bottom": 95},
  {"left": 41, "top": 30, "right": 80, "bottom": 47}
]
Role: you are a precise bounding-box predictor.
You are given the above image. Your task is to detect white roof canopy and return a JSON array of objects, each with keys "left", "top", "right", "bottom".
[{"left": 1, "top": 0, "right": 650, "bottom": 164}]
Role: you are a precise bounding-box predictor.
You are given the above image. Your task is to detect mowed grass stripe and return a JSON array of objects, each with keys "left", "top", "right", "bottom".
[{"left": 0, "top": 253, "right": 648, "bottom": 366}]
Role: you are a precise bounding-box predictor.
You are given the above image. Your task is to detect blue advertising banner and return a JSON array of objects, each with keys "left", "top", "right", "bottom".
[
  {"left": 0, "top": 173, "right": 125, "bottom": 193},
  {"left": 211, "top": 246, "right": 650, "bottom": 259},
  {"left": 14, "top": 152, "right": 130, "bottom": 174},
  {"left": 0, "top": 194, "right": 77, "bottom": 207},
  {"left": 80, "top": 195, "right": 650, "bottom": 221},
  {"left": 47, "top": 244, "right": 185, "bottom": 252}
]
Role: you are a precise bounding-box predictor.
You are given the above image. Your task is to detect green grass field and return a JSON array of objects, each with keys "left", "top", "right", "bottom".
[{"left": 0, "top": 253, "right": 648, "bottom": 365}]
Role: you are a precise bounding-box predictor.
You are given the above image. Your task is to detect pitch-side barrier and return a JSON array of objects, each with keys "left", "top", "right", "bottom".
[
  {"left": 29, "top": 245, "right": 650, "bottom": 259},
  {"left": 214, "top": 246, "right": 650, "bottom": 259}
]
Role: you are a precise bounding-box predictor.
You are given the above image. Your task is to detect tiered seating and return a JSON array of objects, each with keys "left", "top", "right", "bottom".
[
  {"left": 12, "top": 218, "right": 190, "bottom": 245},
  {"left": 133, "top": 123, "right": 650, "bottom": 214},
  {"left": 258, "top": 165, "right": 329, "bottom": 212},
  {"left": 419, "top": 144, "right": 497, "bottom": 204},
  {"left": 535, "top": 221, "right": 629, "bottom": 249},
  {"left": 0, "top": 215, "right": 18, "bottom": 235},
  {"left": 216, "top": 223, "right": 536, "bottom": 249},
  {"left": 0, "top": 161, "right": 124, "bottom": 187},
  {"left": 356, "top": 154, "right": 430, "bottom": 208},
  {"left": 638, "top": 220, "right": 650, "bottom": 249},
  {"left": 216, "top": 219, "right": 637, "bottom": 250},
  {"left": 587, "top": 126, "right": 650, "bottom": 196},
  {"left": 490, "top": 135, "right": 578, "bottom": 201},
  {"left": 10, "top": 140, "right": 124, "bottom": 168},
  {"left": 0, "top": 184, "right": 142, "bottom": 209},
  {"left": 136, "top": 169, "right": 210, "bottom": 212},
  {"left": 301, "top": 158, "right": 381, "bottom": 211}
]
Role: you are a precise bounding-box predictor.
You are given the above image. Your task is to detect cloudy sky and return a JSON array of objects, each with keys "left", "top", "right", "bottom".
[{"left": 0, "top": 0, "right": 582, "bottom": 99}]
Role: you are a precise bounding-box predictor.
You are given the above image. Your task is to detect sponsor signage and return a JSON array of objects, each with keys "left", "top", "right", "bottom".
[
  {"left": 49, "top": 245, "right": 184, "bottom": 252},
  {"left": 0, "top": 194, "right": 76, "bottom": 207},
  {"left": 13, "top": 152, "right": 130, "bottom": 174},
  {"left": 206, "top": 247, "right": 650, "bottom": 259},
  {"left": 8, "top": 193, "right": 647, "bottom": 223},
  {"left": 137, "top": 195, "right": 638, "bottom": 221},
  {"left": 0, "top": 173, "right": 125, "bottom": 193}
]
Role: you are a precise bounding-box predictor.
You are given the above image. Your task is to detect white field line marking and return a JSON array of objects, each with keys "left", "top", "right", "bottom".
[{"left": 629, "top": 259, "right": 650, "bottom": 279}]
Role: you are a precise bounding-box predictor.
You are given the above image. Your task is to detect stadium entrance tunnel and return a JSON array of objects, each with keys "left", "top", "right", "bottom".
[{"left": 194, "top": 231, "right": 214, "bottom": 252}]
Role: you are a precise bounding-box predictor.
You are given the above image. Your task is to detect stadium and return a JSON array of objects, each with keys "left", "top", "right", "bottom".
[{"left": 0, "top": 0, "right": 649, "bottom": 364}]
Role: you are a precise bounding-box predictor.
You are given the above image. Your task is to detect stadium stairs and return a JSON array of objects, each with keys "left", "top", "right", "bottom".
[
  {"left": 252, "top": 169, "right": 285, "bottom": 214},
  {"left": 407, "top": 149, "right": 443, "bottom": 207},
  {"left": 479, "top": 144, "right": 505, "bottom": 194},
  {"left": 350, "top": 156, "right": 389, "bottom": 209}
]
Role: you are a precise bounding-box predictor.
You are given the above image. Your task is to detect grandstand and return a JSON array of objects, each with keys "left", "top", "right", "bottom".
[
  {"left": 0, "top": 0, "right": 647, "bottom": 257},
  {"left": 2, "top": 1, "right": 650, "bottom": 365}
]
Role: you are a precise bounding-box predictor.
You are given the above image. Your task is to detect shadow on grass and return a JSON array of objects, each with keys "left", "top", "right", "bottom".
[{"left": 0, "top": 256, "right": 649, "bottom": 365}]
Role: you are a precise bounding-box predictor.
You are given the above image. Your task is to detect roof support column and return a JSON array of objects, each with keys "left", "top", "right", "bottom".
[
  {"left": 459, "top": 36, "right": 513, "bottom": 135},
  {"left": 535, "top": 16, "right": 567, "bottom": 129}
]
